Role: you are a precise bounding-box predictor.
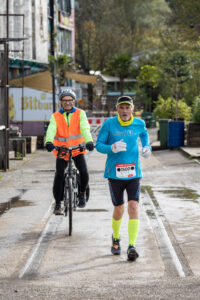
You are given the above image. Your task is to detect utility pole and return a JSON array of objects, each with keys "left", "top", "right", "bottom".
[
  {"left": 49, "top": 0, "right": 56, "bottom": 113},
  {"left": 0, "top": 0, "right": 9, "bottom": 170},
  {"left": 5, "top": 0, "right": 9, "bottom": 169},
  {"left": 0, "top": 42, "right": 9, "bottom": 170},
  {"left": 0, "top": 0, "right": 26, "bottom": 170}
]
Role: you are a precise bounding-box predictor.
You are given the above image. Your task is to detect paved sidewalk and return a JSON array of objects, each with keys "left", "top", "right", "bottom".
[
  {"left": 148, "top": 128, "right": 200, "bottom": 159},
  {"left": 180, "top": 146, "right": 200, "bottom": 158}
]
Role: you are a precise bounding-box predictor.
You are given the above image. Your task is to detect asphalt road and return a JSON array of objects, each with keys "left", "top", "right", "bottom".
[{"left": 0, "top": 136, "right": 200, "bottom": 299}]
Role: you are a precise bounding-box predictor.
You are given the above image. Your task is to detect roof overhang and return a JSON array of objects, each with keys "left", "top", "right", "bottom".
[
  {"left": 9, "top": 71, "right": 52, "bottom": 93},
  {"left": 65, "top": 71, "right": 98, "bottom": 85},
  {"left": 98, "top": 74, "right": 137, "bottom": 83},
  {"left": 9, "top": 70, "right": 99, "bottom": 93}
]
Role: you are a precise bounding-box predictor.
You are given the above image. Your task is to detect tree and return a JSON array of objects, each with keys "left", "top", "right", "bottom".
[
  {"left": 164, "top": 51, "right": 191, "bottom": 119},
  {"left": 137, "top": 65, "right": 161, "bottom": 111},
  {"left": 105, "top": 53, "right": 133, "bottom": 95},
  {"left": 75, "top": 0, "right": 123, "bottom": 108},
  {"left": 75, "top": 0, "right": 170, "bottom": 108},
  {"left": 113, "top": 0, "right": 170, "bottom": 52},
  {"left": 165, "top": 0, "right": 200, "bottom": 43},
  {"left": 49, "top": 54, "right": 74, "bottom": 92}
]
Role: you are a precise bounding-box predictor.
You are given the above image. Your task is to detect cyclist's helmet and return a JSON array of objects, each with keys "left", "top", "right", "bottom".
[{"left": 59, "top": 88, "right": 76, "bottom": 101}]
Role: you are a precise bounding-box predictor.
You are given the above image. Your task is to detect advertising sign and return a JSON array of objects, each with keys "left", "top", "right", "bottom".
[{"left": 9, "top": 87, "right": 60, "bottom": 122}]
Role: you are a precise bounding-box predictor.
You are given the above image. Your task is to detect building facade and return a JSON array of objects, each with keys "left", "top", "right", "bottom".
[
  {"left": 0, "top": 0, "right": 75, "bottom": 79},
  {"left": 55, "top": 0, "right": 75, "bottom": 58},
  {"left": 0, "top": 0, "right": 76, "bottom": 137}
]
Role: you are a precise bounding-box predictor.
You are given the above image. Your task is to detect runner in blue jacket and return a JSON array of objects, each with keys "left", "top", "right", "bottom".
[{"left": 96, "top": 95, "right": 151, "bottom": 261}]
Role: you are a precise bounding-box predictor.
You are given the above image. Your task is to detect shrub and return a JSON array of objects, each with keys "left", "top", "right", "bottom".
[{"left": 153, "top": 95, "right": 192, "bottom": 121}]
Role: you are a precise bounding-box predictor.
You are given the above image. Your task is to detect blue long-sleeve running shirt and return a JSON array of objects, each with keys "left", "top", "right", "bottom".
[{"left": 96, "top": 116, "right": 151, "bottom": 180}]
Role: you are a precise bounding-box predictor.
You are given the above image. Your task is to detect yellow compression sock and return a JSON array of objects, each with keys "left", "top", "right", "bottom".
[
  {"left": 128, "top": 219, "right": 140, "bottom": 246},
  {"left": 112, "top": 218, "right": 122, "bottom": 239}
]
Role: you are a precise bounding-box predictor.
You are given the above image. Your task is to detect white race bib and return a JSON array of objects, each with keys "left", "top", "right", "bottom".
[{"left": 116, "top": 163, "right": 136, "bottom": 178}]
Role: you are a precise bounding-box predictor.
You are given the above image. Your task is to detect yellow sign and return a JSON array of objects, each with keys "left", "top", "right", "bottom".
[{"left": 78, "top": 99, "right": 85, "bottom": 105}]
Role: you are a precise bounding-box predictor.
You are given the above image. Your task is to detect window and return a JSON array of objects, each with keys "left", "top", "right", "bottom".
[
  {"left": 58, "top": 0, "right": 71, "bottom": 16},
  {"left": 57, "top": 28, "right": 72, "bottom": 55}
]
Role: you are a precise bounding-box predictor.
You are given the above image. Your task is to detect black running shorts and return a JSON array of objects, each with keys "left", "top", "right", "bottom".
[{"left": 108, "top": 178, "right": 141, "bottom": 206}]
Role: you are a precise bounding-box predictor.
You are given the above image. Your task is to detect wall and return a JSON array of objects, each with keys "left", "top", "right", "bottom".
[
  {"left": 0, "top": 0, "right": 49, "bottom": 63},
  {"left": 33, "top": 0, "right": 48, "bottom": 63}
]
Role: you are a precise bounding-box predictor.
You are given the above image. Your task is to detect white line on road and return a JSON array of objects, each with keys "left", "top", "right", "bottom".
[
  {"left": 194, "top": 159, "right": 200, "bottom": 165},
  {"left": 18, "top": 200, "right": 54, "bottom": 278},
  {"left": 144, "top": 190, "right": 185, "bottom": 278}
]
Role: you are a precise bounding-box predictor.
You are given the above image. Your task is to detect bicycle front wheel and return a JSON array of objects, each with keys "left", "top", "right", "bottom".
[{"left": 68, "top": 177, "right": 73, "bottom": 236}]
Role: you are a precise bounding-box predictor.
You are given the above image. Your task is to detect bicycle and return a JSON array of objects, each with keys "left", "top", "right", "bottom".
[{"left": 54, "top": 144, "right": 86, "bottom": 236}]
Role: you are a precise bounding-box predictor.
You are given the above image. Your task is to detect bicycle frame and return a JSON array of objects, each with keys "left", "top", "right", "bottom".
[
  {"left": 63, "top": 153, "right": 78, "bottom": 213},
  {"left": 54, "top": 144, "right": 85, "bottom": 235}
]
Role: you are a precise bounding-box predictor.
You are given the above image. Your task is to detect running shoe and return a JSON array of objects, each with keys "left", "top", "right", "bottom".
[
  {"left": 127, "top": 245, "right": 139, "bottom": 261},
  {"left": 111, "top": 236, "right": 121, "bottom": 255}
]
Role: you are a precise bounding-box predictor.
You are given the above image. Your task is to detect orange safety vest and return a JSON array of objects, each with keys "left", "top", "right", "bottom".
[{"left": 52, "top": 109, "right": 86, "bottom": 161}]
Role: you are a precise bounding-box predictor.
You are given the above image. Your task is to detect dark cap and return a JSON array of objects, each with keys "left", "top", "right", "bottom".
[{"left": 116, "top": 96, "right": 134, "bottom": 106}]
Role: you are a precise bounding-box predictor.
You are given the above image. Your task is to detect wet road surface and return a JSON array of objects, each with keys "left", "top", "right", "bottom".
[{"left": 0, "top": 143, "right": 200, "bottom": 299}]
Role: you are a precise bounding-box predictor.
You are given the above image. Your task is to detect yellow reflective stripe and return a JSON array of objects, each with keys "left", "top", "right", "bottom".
[
  {"left": 54, "top": 134, "right": 82, "bottom": 141},
  {"left": 69, "top": 134, "right": 82, "bottom": 139},
  {"left": 54, "top": 137, "right": 69, "bottom": 142},
  {"left": 70, "top": 142, "right": 85, "bottom": 149}
]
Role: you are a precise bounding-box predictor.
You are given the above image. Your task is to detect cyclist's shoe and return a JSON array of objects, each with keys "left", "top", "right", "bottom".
[
  {"left": 86, "top": 185, "right": 90, "bottom": 202},
  {"left": 111, "top": 236, "right": 121, "bottom": 255},
  {"left": 53, "top": 203, "right": 63, "bottom": 215},
  {"left": 127, "top": 245, "right": 139, "bottom": 261},
  {"left": 78, "top": 193, "right": 86, "bottom": 208}
]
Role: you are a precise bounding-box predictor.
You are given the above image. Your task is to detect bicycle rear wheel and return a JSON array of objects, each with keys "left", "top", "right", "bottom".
[
  {"left": 68, "top": 177, "right": 73, "bottom": 236},
  {"left": 73, "top": 170, "right": 78, "bottom": 210}
]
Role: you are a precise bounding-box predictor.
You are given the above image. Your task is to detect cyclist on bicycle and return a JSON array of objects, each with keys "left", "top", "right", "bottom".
[
  {"left": 96, "top": 95, "right": 151, "bottom": 261},
  {"left": 45, "top": 88, "right": 94, "bottom": 215}
]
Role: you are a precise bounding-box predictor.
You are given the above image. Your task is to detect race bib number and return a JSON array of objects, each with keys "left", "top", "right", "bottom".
[{"left": 116, "top": 163, "right": 136, "bottom": 178}]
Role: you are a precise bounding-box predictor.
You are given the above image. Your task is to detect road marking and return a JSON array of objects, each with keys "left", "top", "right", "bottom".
[
  {"left": 194, "top": 159, "right": 200, "bottom": 165},
  {"left": 143, "top": 189, "right": 185, "bottom": 278},
  {"left": 18, "top": 200, "right": 55, "bottom": 278}
]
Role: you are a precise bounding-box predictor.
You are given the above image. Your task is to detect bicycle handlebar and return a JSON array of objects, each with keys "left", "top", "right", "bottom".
[{"left": 54, "top": 144, "right": 86, "bottom": 158}]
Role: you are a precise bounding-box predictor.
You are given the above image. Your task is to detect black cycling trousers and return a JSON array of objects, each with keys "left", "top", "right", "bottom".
[{"left": 53, "top": 154, "right": 89, "bottom": 204}]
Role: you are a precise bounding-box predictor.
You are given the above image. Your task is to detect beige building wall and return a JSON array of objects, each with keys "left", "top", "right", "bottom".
[
  {"left": 0, "top": 0, "right": 48, "bottom": 63},
  {"left": 33, "top": 0, "right": 48, "bottom": 63}
]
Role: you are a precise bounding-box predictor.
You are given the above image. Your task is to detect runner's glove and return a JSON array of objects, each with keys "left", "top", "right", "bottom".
[
  {"left": 111, "top": 140, "right": 127, "bottom": 153},
  {"left": 86, "top": 141, "right": 94, "bottom": 151},
  {"left": 46, "top": 142, "right": 55, "bottom": 152},
  {"left": 142, "top": 146, "right": 151, "bottom": 158}
]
